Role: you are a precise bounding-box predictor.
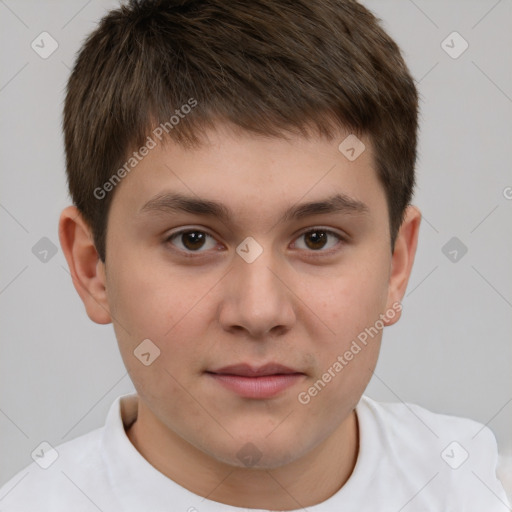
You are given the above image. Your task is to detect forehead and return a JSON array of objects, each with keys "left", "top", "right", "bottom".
[{"left": 110, "top": 124, "right": 386, "bottom": 223}]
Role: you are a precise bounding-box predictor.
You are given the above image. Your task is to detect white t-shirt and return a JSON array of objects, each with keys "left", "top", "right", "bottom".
[{"left": 0, "top": 393, "right": 509, "bottom": 511}]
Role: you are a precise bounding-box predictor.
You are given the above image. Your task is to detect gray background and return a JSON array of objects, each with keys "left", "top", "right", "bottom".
[{"left": 1, "top": 0, "right": 511, "bottom": 488}]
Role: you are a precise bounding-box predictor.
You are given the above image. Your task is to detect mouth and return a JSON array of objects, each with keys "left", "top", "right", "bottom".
[{"left": 205, "top": 363, "right": 306, "bottom": 399}]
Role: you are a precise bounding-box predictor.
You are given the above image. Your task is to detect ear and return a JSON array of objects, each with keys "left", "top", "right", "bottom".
[
  {"left": 384, "top": 205, "right": 421, "bottom": 326},
  {"left": 58, "top": 206, "right": 112, "bottom": 324}
]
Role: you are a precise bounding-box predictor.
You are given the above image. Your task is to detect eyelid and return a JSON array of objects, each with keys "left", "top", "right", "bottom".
[
  {"left": 294, "top": 226, "right": 349, "bottom": 242},
  {"left": 291, "top": 226, "right": 347, "bottom": 252},
  {"left": 165, "top": 227, "right": 222, "bottom": 255},
  {"left": 165, "top": 226, "right": 215, "bottom": 240},
  {"left": 295, "top": 225, "right": 347, "bottom": 239},
  {"left": 164, "top": 225, "right": 347, "bottom": 256}
]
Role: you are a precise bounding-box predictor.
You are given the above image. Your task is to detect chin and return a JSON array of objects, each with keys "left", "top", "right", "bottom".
[{"left": 199, "top": 432, "right": 309, "bottom": 470}]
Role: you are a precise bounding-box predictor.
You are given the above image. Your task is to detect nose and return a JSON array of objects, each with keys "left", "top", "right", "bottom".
[{"left": 218, "top": 247, "right": 296, "bottom": 339}]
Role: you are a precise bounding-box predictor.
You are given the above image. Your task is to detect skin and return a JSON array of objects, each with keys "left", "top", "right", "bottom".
[{"left": 59, "top": 122, "right": 421, "bottom": 510}]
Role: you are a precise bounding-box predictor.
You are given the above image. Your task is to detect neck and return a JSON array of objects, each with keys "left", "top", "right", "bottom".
[{"left": 126, "top": 401, "right": 359, "bottom": 510}]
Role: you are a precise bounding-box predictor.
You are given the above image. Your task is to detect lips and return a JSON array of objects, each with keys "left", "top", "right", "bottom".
[
  {"left": 205, "top": 363, "right": 305, "bottom": 399},
  {"left": 207, "top": 363, "right": 302, "bottom": 377}
]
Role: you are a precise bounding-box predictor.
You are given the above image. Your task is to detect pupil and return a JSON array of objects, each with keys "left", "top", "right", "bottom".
[
  {"left": 183, "top": 231, "right": 205, "bottom": 250},
  {"left": 305, "top": 231, "right": 327, "bottom": 250}
]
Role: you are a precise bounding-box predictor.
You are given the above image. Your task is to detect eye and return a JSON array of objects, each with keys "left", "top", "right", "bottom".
[
  {"left": 293, "top": 228, "right": 344, "bottom": 252},
  {"left": 166, "top": 229, "right": 218, "bottom": 253}
]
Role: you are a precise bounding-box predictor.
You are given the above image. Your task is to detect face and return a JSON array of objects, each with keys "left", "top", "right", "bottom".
[{"left": 100, "top": 124, "right": 399, "bottom": 469}]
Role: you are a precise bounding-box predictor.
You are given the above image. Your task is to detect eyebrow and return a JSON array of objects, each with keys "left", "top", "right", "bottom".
[{"left": 139, "top": 192, "right": 369, "bottom": 223}]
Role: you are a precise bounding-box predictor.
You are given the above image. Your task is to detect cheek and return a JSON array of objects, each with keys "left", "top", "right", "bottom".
[
  {"left": 106, "top": 260, "right": 213, "bottom": 419},
  {"left": 108, "top": 252, "right": 197, "bottom": 334},
  {"left": 296, "top": 254, "right": 389, "bottom": 406},
  {"left": 107, "top": 254, "right": 220, "bottom": 373},
  {"left": 297, "top": 252, "right": 390, "bottom": 411},
  {"left": 296, "top": 276, "right": 386, "bottom": 420},
  {"left": 306, "top": 257, "right": 390, "bottom": 346}
]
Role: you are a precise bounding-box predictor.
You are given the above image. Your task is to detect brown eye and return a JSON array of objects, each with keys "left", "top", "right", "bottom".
[
  {"left": 167, "top": 230, "right": 217, "bottom": 252},
  {"left": 294, "top": 229, "right": 343, "bottom": 252},
  {"left": 304, "top": 230, "right": 328, "bottom": 250},
  {"left": 181, "top": 231, "right": 206, "bottom": 250}
]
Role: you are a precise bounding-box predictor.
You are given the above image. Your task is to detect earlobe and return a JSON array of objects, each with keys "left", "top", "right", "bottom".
[
  {"left": 58, "top": 206, "right": 112, "bottom": 325},
  {"left": 384, "top": 205, "right": 421, "bottom": 326}
]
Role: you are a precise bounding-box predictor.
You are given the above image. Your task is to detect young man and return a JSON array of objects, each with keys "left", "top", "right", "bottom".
[{"left": 0, "top": 0, "right": 509, "bottom": 510}]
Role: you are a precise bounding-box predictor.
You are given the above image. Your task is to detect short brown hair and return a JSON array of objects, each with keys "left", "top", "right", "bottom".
[{"left": 63, "top": 0, "right": 418, "bottom": 262}]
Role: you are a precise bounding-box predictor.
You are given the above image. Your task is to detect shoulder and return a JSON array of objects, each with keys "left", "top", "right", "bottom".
[
  {"left": 357, "top": 395, "right": 510, "bottom": 510},
  {"left": 359, "top": 394, "right": 493, "bottom": 445},
  {"left": 0, "top": 427, "right": 116, "bottom": 511}
]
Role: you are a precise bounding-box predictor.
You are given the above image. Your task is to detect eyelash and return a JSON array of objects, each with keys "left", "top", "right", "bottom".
[{"left": 164, "top": 227, "right": 346, "bottom": 258}]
